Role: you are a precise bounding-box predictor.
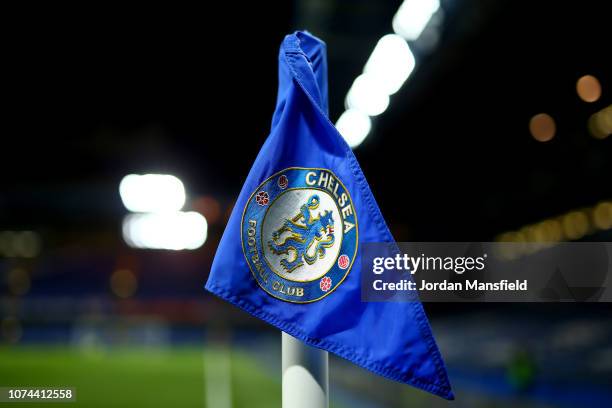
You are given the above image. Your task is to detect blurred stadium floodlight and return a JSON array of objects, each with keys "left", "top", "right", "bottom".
[
  {"left": 336, "top": 108, "right": 372, "bottom": 148},
  {"left": 345, "top": 35, "right": 415, "bottom": 117},
  {"left": 393, "top": 0, "right": 441, "bottom": 41},
  {"left": 364, "top": 34, "right": 416, "bottom": 96},
  {"left": 119, "top": 174, "right": 186, "bottom": 213},
  {"left": 122, "top": 211, "right": 207, "bottom": 250},
  {"left": 345, "top": 74, "right": 390, "bottom": 116},
  {"left": 338, "top": 0, "right": 434, "bottom": 148},
  {"left": 337, "top": 35, "right": 416, "bottom": 148}
]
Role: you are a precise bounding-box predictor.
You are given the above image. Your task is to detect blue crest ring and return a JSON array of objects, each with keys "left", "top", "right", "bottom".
[{"left": 241, "top": 167, "right": 358, "bottom": 303}]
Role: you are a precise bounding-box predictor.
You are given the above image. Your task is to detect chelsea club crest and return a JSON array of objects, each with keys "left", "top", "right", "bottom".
[{"left": 241, "top": 167, "right": 358, "bottom": 303}]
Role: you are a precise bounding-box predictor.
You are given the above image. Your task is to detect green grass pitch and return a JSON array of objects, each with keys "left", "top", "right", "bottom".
[{"left": 0, "top": 345, "right": 281, "bottom": 407}]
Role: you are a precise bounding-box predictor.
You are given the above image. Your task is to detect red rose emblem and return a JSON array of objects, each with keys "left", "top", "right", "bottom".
[
  {"left": 320, "top": 276, "right": 332, "bottom": 292},
  {"left": 255, "top": 191, "right": 269, "bottom": 206}
]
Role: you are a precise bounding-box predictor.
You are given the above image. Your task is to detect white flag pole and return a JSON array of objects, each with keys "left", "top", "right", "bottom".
[{"left": 282, "top": 332, "right": 329, "bottom": 408}]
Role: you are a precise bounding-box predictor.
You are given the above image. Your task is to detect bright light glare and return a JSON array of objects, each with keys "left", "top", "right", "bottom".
[
  {"left": 346, "top": 74, "right": 390, "bottom": 116},
  {"left": 119, "top": 174, "right": 186, "bottom": 213},
  {"left": 122, "top": 211, "right": 207, "bottom": 250},
  {"left": 336, "top": 109, "right": 372, "bottom": 148},
  {"left": 364, "top": 34, "right": 416, "bottom": 96},
  {"left": 393, "top": 0, "right": 440, "bottom": 41}
]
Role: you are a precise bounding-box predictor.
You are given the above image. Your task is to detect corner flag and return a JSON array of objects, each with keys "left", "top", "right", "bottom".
[{"left": 205, "top": 31, "right": 453, "bottom": 399}]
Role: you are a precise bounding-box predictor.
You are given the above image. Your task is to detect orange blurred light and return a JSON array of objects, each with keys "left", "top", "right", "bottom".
[
  {"left": 588, "top": 105, "right": 612, "bottom": 140},
  {"left": 529, "top": 113, "right": 556, "bottom": 142},
  {"left": 561, "top": 211, "right": 589, "bottom": 240},
  {"left": 110, "top": 269, "right": 138, "bottom": 298},
  {"left": 592, "top": 201, "right": 612, "bottom": 230},
  {"left": 192, "top": 196, "right": 221, "bottom": 224},
  {"left": 576, "top": 75, "right": 601, "bottom": 103}
]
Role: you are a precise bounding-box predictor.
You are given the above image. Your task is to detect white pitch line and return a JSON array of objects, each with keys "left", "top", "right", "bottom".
[{"left": 204, "top": 343, "right": 232, "bottom": 408}]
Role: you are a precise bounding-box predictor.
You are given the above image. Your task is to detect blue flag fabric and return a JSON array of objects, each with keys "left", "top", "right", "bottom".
[{"left": 205, "top": 31, "right": 453, "bottom": 400}]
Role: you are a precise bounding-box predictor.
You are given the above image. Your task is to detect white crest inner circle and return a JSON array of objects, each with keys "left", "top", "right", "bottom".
[{"left": 262, "top": 188, "right": 343, "bottom": 282}]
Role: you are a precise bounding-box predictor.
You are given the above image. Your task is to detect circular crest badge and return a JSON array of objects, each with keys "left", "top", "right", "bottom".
[{"left": 241, "top": 168, "right": 358, "bottom": 303}]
